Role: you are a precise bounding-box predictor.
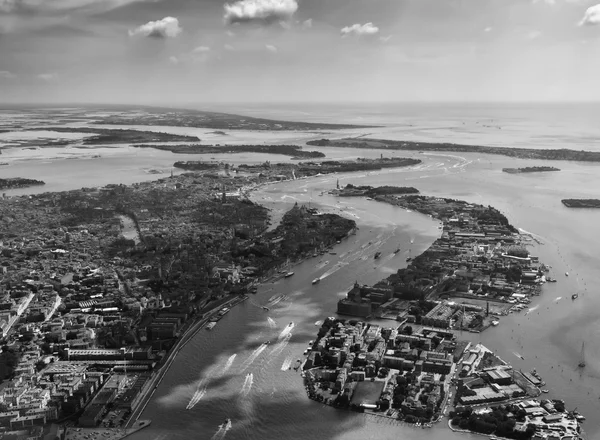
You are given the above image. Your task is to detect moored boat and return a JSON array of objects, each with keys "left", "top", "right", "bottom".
[
  {"left": 312, "top": 278, "right": 320, "bottom": 285},
  {"left": 285, "top": 272, "right": 294, "bottom": 278},
  {"left": 374, "top": 252, "right": 381, "bottom": 259}
]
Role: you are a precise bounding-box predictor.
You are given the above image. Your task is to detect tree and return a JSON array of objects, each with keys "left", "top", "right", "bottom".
[
  {"left": 403, "top": 325, "right": 413, "bottom": 335},
  {"left": 35, "top": 360, "right": 46, "bottom": 372}
]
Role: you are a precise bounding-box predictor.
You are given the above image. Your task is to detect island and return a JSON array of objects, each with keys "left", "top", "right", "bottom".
[
  {"left": 561, "top": 199, "right": 600, "bottom": 208},
  {"left": 0, "top": 177, "right": 45, "bottom": 190},
  {"left": 502, "top": 167, "right": 560, "bottom": 174},
  {"left": 176, "top": 157, "right": 422, "bottom": 176},
  {"left": 333, "top": 183, "right": 419, "bottom": 197},
  {"left": 137, "top": 143, "right": 325, "bottom": 159},
  {"left": 302, "top": 318, "right": 582, "bottom": 439},
  {"left": 308, "top": 138, "right": 600, "bottom": 162}
]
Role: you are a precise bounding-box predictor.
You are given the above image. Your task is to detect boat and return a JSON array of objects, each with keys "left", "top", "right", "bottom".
[
  {"left": 572, "top": 293, "right": 579, "bottom": 300},
  {"left": 374, "top": 252, "right": 381, "bottom": 259},
  {"left": 284, "top": 272, "right": 294, "bottom": 278},
  {"left": 220, "top": 418, "right": 231, "bottom": 428},
  {"left": 206, "top": 322, "right": 216, "bottom": 330},
  {"left": 565, "top": 272, "right": 569, "bottom": 276},
  {"left": 491, "top": 320, "right": 499, "bottom": 326},
  {"left": 542, "top": 389, "right": 549, "bottom": 393},
  {"left": 366, "top": 197, "right": 373, "bottom": 201},
  {"left": 546, "top": 277, "right": 557, "bottom": 283},
  {"left": 578, "top": 342, "right": 586, "bottom": 368},
  {"left": 312, "top": 278, "right": 320, "bottom": 285},
  {"left": 393, "top": 248, "right": 400, "bottom": 254},
  {"left": 262, "top": 306, "right": 270, "bottom": 311},
  {"left": 329, "top": 251, "right": 337, "bottom": 255},
  {"left": 406, "top": 257, "right": 412, "bottom": 262}
]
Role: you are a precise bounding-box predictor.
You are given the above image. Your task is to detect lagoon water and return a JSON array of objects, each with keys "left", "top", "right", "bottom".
[{"left": 2, "top": 104, "right": 600, "bottom": 440}]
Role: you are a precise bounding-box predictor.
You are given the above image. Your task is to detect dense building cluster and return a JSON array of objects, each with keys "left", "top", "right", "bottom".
[{"left": 337, "top": 195, "right": 549, "bottom": 332}]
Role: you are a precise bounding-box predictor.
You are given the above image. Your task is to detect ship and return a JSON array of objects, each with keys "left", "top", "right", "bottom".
[
  {"left": 312, "top": 278, "right": 320, "bottom": 285},
  {"left": 406, "top": 257, "right": 412, "bottom": 262},
  {"left": 565, "top": 272, "right": 569, "bottom": 276},
  {"left": 374, "top": 252, "right": 381, "bottom": 259},
  {"left": 393, "top": 248, "right": 400, "bottom": 254},
  {"left": 284, "top": 272, "right": 294, "bottom": 278},
  {"left": 546, "top": 277, "right": 557, "bottom": 283},
  {"left": 572, "top": 293, "right": 579, "bottom": 300},
  {"left": 206, "top": 322, "right": 217, "bottom": 330},
  {"left": 542, "top": 389, "right": 549, "bottom": 393},
  {"left": 262, "top": 306, "right": 270, "bottom": 311}
]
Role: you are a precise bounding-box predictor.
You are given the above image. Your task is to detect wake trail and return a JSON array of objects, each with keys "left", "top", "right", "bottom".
[
  {"left": 277, "top": 322, "right": 295, "bottom": 340},
  {"left": 271, "top": 332, "right": 292, "bottom": 357},
  {"left": 221, "top": 354, "right": 237, "bottom": 376},
  {"left": 281, "top": 354, "right": 294, "bottom": 371},
  {"left": 210, "top": 419, "right": 233, "bottom": 440},
  {"left": 240, "top": 373, "right": 253, "bottom": 396},
  {"left": 240, "top": 343, "right": 269, "bottom": 372},
  {"left": 554, "top": 297, "right": 562, "bottom": 302},
  {"left": 267, "top": 317, "right": 277, "bottom": 328}
]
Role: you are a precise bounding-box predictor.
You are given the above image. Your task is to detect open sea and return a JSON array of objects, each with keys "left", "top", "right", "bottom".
[{"left": 2, "top": 103, "right": 600, "bottom": 440}]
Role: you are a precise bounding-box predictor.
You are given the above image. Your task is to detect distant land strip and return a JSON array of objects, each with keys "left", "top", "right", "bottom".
[
  {"left": 136, "top": 144, "right": 325, "bottom": 158},
  {"left": 502, "top": 166, "right": 560, "bottom": 174},
  {"left": 92, "top": 107, "right": 379, "bottom": 131},
  {"left": 30, "top": 127, "right": 199, "bottom": 145},
  {"left": 561, "top": 199, "right": 600, "bottom": 208},
  {"left": 308, "top": 138, "right": 600, "bottom": 162}
]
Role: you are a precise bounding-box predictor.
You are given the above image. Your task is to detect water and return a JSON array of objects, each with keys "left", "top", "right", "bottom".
[{"left": 3, "top": 104, "right": 600, "bottom": 439}]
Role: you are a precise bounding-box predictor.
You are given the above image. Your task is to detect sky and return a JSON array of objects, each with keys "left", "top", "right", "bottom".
[{"left": 1, "top": 0, "right": 600, "bottom": 104}]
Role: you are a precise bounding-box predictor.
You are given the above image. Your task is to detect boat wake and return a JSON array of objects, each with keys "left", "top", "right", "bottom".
[
  {"left": 240, "top": 343, "right": 269, "bottom": 372},
  {"left": 277, "top": 322, "right": 295, "bottom": 340},
  {"left": 221, "top": 354, "right": 237, "bottom": 375},
  {"left": 186, "top": 384, "right": 207, "bottom": 410},
  {"left": 267, "top": 317, "right": 277, "bottom": 328},
  {"left": 513, "top": 352, "right": 525, "bottom": 360},
  {"left": 210, "top": 419, "right": 233, "bottom": 440},
  {"left": 281, "top": 354, "right": 294, "bottom": 371},
  {"left": 525, "top": 305, "right": 539, "bottom": 315},
  {"left": 319, "top": 261, "right": 349, "bottom": 280},
  {"left": 554, "top": 297, "right": 562, "bottom": 303},
  {"left": 240, "top": 373, "right": 253, "bottom": 396},
  {"left": 271, "top": 332, "right": 292, "bottom": 358}
]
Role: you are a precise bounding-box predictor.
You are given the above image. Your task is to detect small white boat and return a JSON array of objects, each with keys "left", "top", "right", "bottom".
[
  {"left": 285, "top": 272, "right": 294, "bottom": 278},
  {"left": 312, "top": 278, "right": 320, "bottom": 285},
  {"left": 565, "top": 272, "right": 569, "bottom": 276}
]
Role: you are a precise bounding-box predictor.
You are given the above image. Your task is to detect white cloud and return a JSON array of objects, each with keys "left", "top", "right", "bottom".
[
  {"left": 265, "top": 44, "right": 277, "bottom": 52},
  {"left": 579, "top": 4, "right": 600, "bottom": 25},
  {"left": 341, "top": 22, "right": 379, "bottom": 37},
  {"left": 37, "top": 73, "right": 58, "bottom": 82},
  {"left": 484, "top": 27, "right": 493, "bottom": 32},
  {"left": 223, "top": 0, "right": 298, "bottom": 25},
  {"left": 193, "top": 46, "right": 210, "bottom": 53},
  {"left": 379, "top": 35, "right": 392, "bottom": 43},
  {"left": 527, "top": 30, "right": 542, "bottom": 39},
  {"left": 226, "top": 30, "right": 236, "bottom": 37},
  {"left": 128, "top": 17, "right": 182, "bottom": 38},
  {"left": 0, "top": 70, "right": 16, "bottom": 79},
  {"left": 169, "top": 56, "right": 179, "bottom": 64},
  {"left": 224, "top": 44, "right": 235, "bottom": 51},
  {"left": 302, "top": 18, "right": 312, "bottom": 29}
]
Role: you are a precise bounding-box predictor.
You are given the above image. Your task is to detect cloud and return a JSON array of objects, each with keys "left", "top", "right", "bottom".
[
  {"left": 527, "top": 30, "right": 542, "bottom": 39},
  {"left": 265, "top": 44, "right": 277, "bottom": 52},
  {"left": 37, "top": 73, "right": 58, "bottom": 82},
  {"left": 302, "top": 18, "right": 312, "bottom": 29},
  {"left": 0, "top": 0, "right": 156, "bottom": 14},
  {"left": 579, "top": 4, "right": 600, "bottom": 25},
  {"left": 379, "top": 35, "right": 392, "bottom": 43},
  {"left": 484, "top": 27, "right": 493, "bottom": 32},
  {"left": 193, "top": 46, "right": 210, "bottom": 53},
  {"left": 341, "top": 22, "right": 379, "bottom": 37},
  {"left": 169, "top": 56, "right": 179, "bottom": 64},
  {"left": 224, "top": 44, "right": 235, "bottom": 51},
  {"left": 223, "top": 0, "right": 298, "bottom": 25},
  {"left": 128, "top": 17, "right": 182, "bottom": 38},
  {"left": 0, "top": 71, "right": 16, "bottom": 79}
]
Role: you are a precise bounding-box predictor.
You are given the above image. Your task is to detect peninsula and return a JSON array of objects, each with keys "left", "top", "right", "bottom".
[
  {"left": 502, "top": 166, "right": 560, "bottom": 174},
  {"left": 308, "top": 138, "right": 600, "bottom": 162},
  {"left": 31, "top": 127, "right": 200, "bottom": 145},
  {"left": 0, "top": 177, "right": 45, "bottom": 190},
  {"left": 333, "top": 184, "right": 419, "bottom": 197},
  {"left": 561, "top": 199, "right": 600, "bottom": 208}
]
